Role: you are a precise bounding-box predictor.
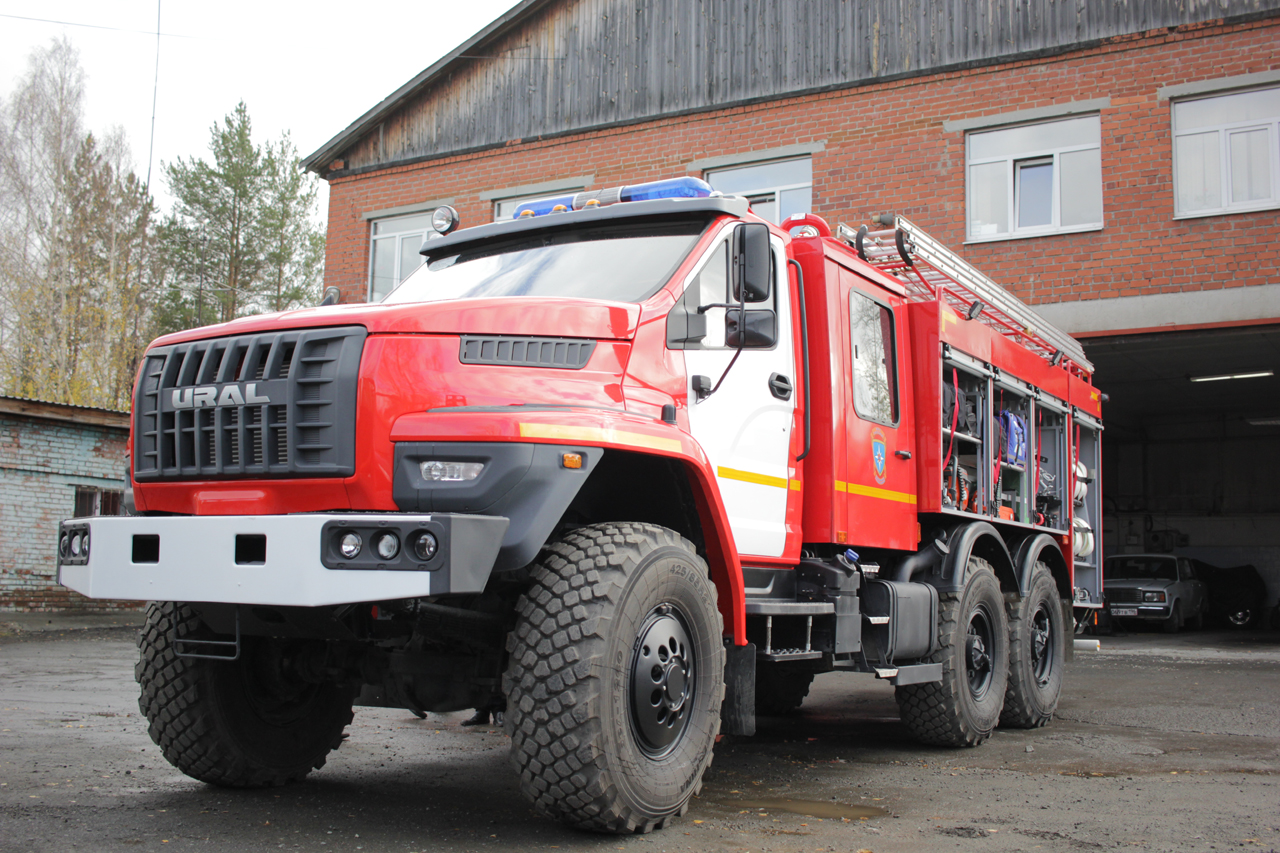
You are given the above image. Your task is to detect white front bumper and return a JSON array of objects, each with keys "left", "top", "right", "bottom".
[{"left": 57, "top": 513, "right": 509, "bottom": 607}]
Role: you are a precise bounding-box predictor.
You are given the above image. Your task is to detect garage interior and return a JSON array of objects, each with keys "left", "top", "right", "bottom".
[{"left": 1086, "top": 323, "right": 1280, "bottom": 612}]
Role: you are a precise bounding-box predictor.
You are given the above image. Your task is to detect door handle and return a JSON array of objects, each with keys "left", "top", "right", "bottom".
[
  {"left": 895, "top": 450, "right": 912, "bottom": 459},
  {"left": 768, "top": 373, "right": 793, "bottom": 401}
]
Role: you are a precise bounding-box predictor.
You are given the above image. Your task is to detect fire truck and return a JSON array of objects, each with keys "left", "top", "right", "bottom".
[{"left": 58, "top": 177, "right": 1104, "bottom": 834}]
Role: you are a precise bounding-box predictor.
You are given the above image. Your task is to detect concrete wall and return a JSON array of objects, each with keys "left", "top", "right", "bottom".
[{"left": 0, "top": 409, "right": 133, "bottom": 612}]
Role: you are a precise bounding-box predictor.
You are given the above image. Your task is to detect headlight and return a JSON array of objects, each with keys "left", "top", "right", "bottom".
[
  {"left": 420, "top": 460, "right": 484, "bottom": 482},
  {"left": 1143, "top": 591, "right": 1166, "bottom": 602},
  {"left": 373, "top": 531, "right": 400, "bottom": 561},
  {"left": 339, "top": 532, "right": 363, "bottom": 559},
  {"left": 412, "top": 531, "right": 438, "bottom": 561}
]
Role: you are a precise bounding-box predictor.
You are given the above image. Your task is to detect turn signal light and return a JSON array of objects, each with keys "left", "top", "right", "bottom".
[{"left": 561, "top": 453, "right": 583, "bottom": 469}]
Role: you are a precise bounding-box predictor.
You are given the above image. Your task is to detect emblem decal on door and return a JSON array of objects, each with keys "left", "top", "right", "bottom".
[{"left": 871, "top": 428, "right": 888, "bottom": 484}]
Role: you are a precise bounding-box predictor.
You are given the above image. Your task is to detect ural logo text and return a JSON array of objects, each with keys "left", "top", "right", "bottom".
[{"left": 171, "top": 383, "right": 271, "bottom": 409}]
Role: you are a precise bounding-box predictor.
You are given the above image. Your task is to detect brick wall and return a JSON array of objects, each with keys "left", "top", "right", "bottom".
[
  {"left": 0, "top": 412, "right": 137, "bottom": 613},
  {"left": 324, "top": 19, "right": 1279, "bottom": 309}
]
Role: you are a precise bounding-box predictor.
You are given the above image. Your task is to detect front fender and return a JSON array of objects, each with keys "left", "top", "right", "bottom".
[{"left": 390, "top": 407, "right": 746, "bottom": 644}]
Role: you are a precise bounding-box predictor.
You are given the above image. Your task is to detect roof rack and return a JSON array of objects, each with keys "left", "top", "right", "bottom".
[{"left": 836, "top": 215, "right": 1093, "bottom": 377}]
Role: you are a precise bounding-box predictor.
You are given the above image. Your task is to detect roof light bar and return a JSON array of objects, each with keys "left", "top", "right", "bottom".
[
  {"left": 1188, "top": 370, "right": 1274, "bottom": 383},
  {"left": 512, "top": 177, "right": 714, "bottom": 218}
]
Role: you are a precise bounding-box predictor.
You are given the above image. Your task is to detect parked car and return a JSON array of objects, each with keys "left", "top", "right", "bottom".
[
  {"left": 1103, "top": 554, "right": 1208, "bottom": 633},
  {"left": 1191, "top": 560, "right": 1268, "bottom": 629}
]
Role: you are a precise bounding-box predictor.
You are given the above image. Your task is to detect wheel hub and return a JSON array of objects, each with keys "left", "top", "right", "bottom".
[
  {"left": 630, "top": 605, "right": 695, "bottom": 757},
  {"left": 965, "top": 607, "right": 995, "bottom": 699},
  {"left": 1030, "top": 604, "right": 1055, "bottom": 688}
]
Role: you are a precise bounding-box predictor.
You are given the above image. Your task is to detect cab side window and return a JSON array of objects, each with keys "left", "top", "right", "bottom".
[
  {"left": 849, "top": 290, "right": 899, "bottom": 424},
  {"left": 692, "top": 241, "right": 729, "bottom": 348}
]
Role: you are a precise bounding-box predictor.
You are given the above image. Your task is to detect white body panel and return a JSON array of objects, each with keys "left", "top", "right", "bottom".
[
  {"left": 58, "top": 514, "right": 505, "bottom": 607},
  {"left": 684, "top": 230, "right": 796, "bottom": 557}
]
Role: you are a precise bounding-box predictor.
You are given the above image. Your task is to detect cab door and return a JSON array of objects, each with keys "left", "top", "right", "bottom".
[
  {"left": 841, "top": 268, "right": 917, "bottom": 550},
  {"left": 682, "top": 227, "right": 797, "bottom": 558}
]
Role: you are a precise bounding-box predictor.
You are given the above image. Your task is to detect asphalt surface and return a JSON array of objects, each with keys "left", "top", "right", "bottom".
[{"left": 1, "top": 625, "right": 1277, "bottom": 853}]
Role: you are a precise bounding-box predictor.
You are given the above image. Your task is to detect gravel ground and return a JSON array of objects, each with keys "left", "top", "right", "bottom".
[{"left": 0, "top": 626, "right": 1277, "bottom": 853}]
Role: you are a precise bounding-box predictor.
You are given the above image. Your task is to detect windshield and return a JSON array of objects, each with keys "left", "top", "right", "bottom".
[
  {"left": 1105, "top": 556, "right": 1177, "bottom": 582},
  {"left": 382, "top": 220, "right": 707, "bottom": 305}
]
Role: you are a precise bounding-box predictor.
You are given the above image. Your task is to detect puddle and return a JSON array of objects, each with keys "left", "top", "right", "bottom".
[{"left": 729, "top": 797, "right": 888, "bottom": 819}]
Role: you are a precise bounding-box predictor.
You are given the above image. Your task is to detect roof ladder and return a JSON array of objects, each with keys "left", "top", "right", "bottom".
[{"left": 836, "top": 215, "right": 1093, "bottom": 377}]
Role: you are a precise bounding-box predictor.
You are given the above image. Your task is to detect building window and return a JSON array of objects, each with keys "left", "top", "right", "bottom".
[
  {"left": 74, "top": 487, "right": 122, "bottom": 517},
  {"left": 369, "top": 213, "right": 429, "bottom": 302},
  {"left": 492, "top": 193, "right": 567, "bottom": 221},
  {"left": 1173, "top": 86, "right": 1280, "bottom": 217},
  {"left": 966, "top": 115, "right": 1102, "bottom": 241},
  {"left": 705, "top": 158, "right": 812, "bottom": 224}
]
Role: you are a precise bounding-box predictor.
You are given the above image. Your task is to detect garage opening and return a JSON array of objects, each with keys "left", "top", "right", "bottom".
[{"left": 1086, "top": 323, "right": 1280, "bottom": 627}]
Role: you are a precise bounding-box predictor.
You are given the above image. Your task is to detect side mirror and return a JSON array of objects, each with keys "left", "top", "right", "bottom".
[
  {"left": 726, "top": 309, "right": 777, "bottom": 348},
  {"left": 666, "top": 306, "right": 707, "bottom": 346},
  {"left": 734, "top": 223, "right": 771, "bottom": 303}
]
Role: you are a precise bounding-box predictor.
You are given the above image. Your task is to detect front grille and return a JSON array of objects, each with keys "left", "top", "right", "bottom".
[
  {"left": 133, "top": 326, "right": 366, "bottom": 481},
  {"left": 459, "top": 335, "right": 596, "bottom": 369},
  {"left": 1105, "top": 588, "right": 1142, "bottom": 604}
]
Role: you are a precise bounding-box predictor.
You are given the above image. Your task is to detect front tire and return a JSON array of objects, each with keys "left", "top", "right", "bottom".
[
  {"left": 1163, "top": 602, "right": 1182, "bottom": 634},
  {"left": 136, "top": 602, "right": 354, "bottom": 787},
  {"left": 895, "top": 558, "right": 1009, "bottom": 747},
  {"left": 503, "top": 523, "right": 725, "bottom": 834},
  {"left": 1000, "top": 564, "right": 1064, "bottom": 728}
]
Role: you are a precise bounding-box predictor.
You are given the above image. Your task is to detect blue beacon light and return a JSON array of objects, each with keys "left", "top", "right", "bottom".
[{"left": 512, "top": 176, "right": 714, "bottom": 218}]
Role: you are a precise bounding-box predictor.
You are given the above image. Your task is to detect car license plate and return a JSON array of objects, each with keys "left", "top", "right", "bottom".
[{"left": 1111, "top": 608, "right": 1138, "bottom": 616}]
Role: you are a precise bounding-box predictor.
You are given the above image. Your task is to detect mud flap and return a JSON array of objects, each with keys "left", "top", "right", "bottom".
[{"left": 720, "top": 640, "right": 756, "bottom": 736}]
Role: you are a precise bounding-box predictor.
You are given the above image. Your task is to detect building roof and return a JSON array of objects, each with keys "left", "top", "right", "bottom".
[
  {"left": 302, "top": 0, "right": 1280, "bottom": 180},
  {"left": 301, "top": 0, "right": 550, "bottom": 174},
  {"left": 0, "top": 396, "right": 130, "bottom": 430}
]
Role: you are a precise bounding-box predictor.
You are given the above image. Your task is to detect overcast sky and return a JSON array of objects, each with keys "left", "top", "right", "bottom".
[{"left": 0, "top": 0, "right": 524, "bottom": 215}]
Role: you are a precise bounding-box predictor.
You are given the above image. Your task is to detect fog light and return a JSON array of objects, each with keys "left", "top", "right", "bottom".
[
  {"left": 374, "top": 531, "right": 400, "bottom": 561},
  {"left": 420, "top": 460, "right": 484, "bottom": 481},
  {"left": 413, "top": 531, "right": 438, "bottom": 561},
  {"left": 59, "top": 533, "right": 70, "bottom": 558},
  {"left": 339, "top": 532, "right": 362, "bottom": 559},
  {"left": 81, "top": 531, "right": 89, "bottom": 557},
  {"left": 70, "top": 534, "right": 82, "bottom": 557}
]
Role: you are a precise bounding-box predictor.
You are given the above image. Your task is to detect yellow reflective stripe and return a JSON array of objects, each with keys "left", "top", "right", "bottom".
[
  {"left": 789, "top": 479, "right": 802, "bottom": 491},
  {"left": 717, "top": 466, "right": 790, "bottom": 491},
  {"left": 835, "top": 480, "right": 918, "bottom": 504},
  {"left": 518, "top": 423, "right": 683, "bottom": 453}
]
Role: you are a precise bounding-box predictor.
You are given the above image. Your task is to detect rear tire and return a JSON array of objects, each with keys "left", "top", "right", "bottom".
[
  {"left": 503, "top": 523, "right": 725, "bottom": 834},
  {"left": 135, "top": 602, "right": 354, "bottom": 787},
  {"left": 1000, "top": 564, "right": 1064, "bottom": 729},
  {"left": 755, "top": 664, "right": 814, "bottom": 716},
  {"left": 895, "top": 558, "right": 1008, "bottom": 747}
]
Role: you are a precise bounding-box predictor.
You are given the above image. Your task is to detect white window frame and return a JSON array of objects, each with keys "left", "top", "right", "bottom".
[
  {"left": 1171, "top": 86, "right": 1280, "bottom": 220},
  {"left": 965, "top": 117, "right": 1104, "bottom": 243},
  {"left": 368, "top": 213, "right": 430, "bottom": 302},
  {"left": 704, "top": 158, "right": 812, "bottom": 225}
]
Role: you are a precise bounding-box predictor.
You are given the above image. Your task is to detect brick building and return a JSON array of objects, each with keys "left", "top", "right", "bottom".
[
  {"left": 0, "top": 396, "right": 135, "bottom": 612},
  {"left": 303, "top": 0, "right": 1280, "bottom": 605}
]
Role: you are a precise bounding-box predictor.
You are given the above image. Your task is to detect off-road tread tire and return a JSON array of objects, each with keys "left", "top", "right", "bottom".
[
  {"left": 135, "top": 601, "right": 353, "bottom": 788},
  {"left": 894, "top": 559, "right": 1008, "bottom": 748},
  {"left": 755, "top": 665, "right": 814, "bottom": 716},
  {"left": 1000, "top": 563, "right": 1064, "bottom": 729},
  {"left": 502, "top": 523, "right": 725, "bottom": 834}
]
